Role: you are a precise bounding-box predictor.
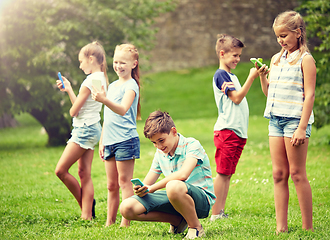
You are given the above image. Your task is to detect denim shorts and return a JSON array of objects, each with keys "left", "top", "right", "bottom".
[
  {"left": 132, "top": 182, "right": 210, "bottom": 219},
  {"left": 104, "top": 137, "right": 140, "bottom": 161},
  {"left": 268, "top": 116, "right": 312, "bottom": 138},
  {"left": 67, "top": 122, "right": 101, "bottom": 150}
]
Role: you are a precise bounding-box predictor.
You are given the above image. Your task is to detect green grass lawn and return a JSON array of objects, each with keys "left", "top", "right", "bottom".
[{"left": 0, "top": 62, "right": 329, "bottom": 239}]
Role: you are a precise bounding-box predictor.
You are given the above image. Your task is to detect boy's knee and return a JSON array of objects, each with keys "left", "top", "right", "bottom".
[
  {"left": 120, "top": 198, "right": 138, "bottom": 220},
  {"left": 119, "top": 199, "right": 132, "bottom": 218},
  {"left": 166, "top": 180, "right": 187, "bottom": 199}
]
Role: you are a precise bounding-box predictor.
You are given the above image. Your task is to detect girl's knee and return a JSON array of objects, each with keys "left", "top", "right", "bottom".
[
  {"left": 78, "top": 167, "right": 91, "bottom": 180},
  {"left": 290, "top": 169, "right": 306, "bottom": 184},
  {"left": 55, "top": 166, "right": 66, "bottom": 180},
  {"left": 107, "top": 181, "right": 120, "bottom": 192},
  {"left": 272, "top": 169, "right": 289, "bottom": 183}
]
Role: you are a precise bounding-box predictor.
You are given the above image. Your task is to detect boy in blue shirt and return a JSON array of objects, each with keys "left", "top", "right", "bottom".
[
  {"left": 210, "top": 34, "right": 264, "bottom": 221},
  {"left": 120, "top": 110, "right": 215, "bottom": 239}
]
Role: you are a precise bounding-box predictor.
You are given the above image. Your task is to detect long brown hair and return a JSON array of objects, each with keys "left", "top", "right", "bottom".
[
  {"left": 80, "top": 41, "right": 109, "bottom": 86},
  {"left": 114, "top": 44, "right": 141, "bottom": 120},
  {"left": 273, "top": 11, "right": 310, "bottom": 65}
]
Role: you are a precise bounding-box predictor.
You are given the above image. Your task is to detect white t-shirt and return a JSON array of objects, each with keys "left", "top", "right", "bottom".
[{"left": 72, "top": 72, "right": 107, "bottom": 127}]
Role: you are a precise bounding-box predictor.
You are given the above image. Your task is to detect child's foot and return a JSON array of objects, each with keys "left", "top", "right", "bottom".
[
  {"left": 169, "top": 217, "right": 188, "bottom": 234},
  {"left": 92, "top": 199, "right": 96, "bottom": 219},
  {"left": 210, "top": 209, "right": 228, "bottom": 221},
  {"left": 184, "top": 226, "right": 205, "bottom": 239}
]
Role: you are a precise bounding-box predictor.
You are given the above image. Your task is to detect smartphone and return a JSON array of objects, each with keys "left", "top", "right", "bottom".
[
  {"left": 131, "top": 178, "right": 149, "bottom": 192},
  {"left": 58, "top": 72, "right": 65, "bottom": 89},
  {"left": 250, "top": 58, "right": 264, "bottom": 68},
  {"left": 92, "top": 79, "right": 102, "bottom": 92}
]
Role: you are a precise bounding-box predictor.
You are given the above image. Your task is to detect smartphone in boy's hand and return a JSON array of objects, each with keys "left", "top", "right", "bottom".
[{"left": 131, "top": 178, "right": 149, "bottom": 192}]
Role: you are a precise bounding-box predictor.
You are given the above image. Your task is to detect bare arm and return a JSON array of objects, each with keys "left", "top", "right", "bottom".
[
  {"left": 227, "top": 67, "right": 259, "bottom": 104},
  {"left": 291, "top": 54, "right": 316, "bottom": 146},
  {"left": 259, "top": 56, "right": 276, "bottom": 97},
  {"left": 148, "top": 157, "right": 198, "bottom": 193},
  {"left": 56, "top": 76, "right": 90, "bottom": 117},
  {"left": 92, "top": 86, "right": 136, "bottom": 116}
]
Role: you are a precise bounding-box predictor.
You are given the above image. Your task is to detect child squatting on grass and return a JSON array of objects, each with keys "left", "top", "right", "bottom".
[
  {"left": 119, "top": 111, "right": 216, "bottom": 239},
  {"left": 55, "top": 41, "right": 108, "bottom": 220},
  {"left": 210, "top": 34, "right": 268, "bottom": 221},
  {"left": 258, "top": 11, "right": 316, "bottom": 233},
  {"left": 92, "top": 44, "right": 141, "bottom": 227}
]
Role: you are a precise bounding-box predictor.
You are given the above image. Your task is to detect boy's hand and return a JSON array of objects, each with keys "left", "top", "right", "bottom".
[
  {"left": 91, "top": 86, "right": 107, "bottom": 103},
  {"left": 134, "top": 185, "right": 149, "bottom": 197},
  {"left": 248, "top": 67, "right": 259, "bottom": 80}
]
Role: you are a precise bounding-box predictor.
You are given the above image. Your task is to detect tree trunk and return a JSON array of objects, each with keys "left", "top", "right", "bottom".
[
  {"left": 0, "top": 113, "right": 18, "bottom": 128},
  {"left": 29, "top": 105, "right": 71, "bottom": 146}
]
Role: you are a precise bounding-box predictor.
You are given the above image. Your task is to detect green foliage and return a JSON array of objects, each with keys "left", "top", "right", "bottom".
[
  {"left": 297, "top": 0, "right": 330, "bottom": 128},
  {"left": 0, "top": 0, "right": 177, "bottom": 145}
]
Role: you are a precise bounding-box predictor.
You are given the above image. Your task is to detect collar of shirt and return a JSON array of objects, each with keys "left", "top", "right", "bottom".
[
  {"left": 281, "top": 49, "right": 300, "bottom": 63},
  {"left": 164, "top": 133, "right": 184, "bottom": 160}
]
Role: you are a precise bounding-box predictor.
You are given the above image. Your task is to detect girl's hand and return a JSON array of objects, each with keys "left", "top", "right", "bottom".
[
  {"left": 291, "top": 127, "right": 306, "bottom": 146},
  {"left": 256, "top": 63, "right": 270, "bottom": 76},
  {"left": 99, "top": 144, "right": 105, "bottom": 161},
  {"left": 92, "top": 86, "right": 107, "bottom": 103},
  {"left": 56, "top": 76, "right": 71, "bottom": 92},
  {"left": 134, "top": 185, "right": 149, "bottom": 197}
]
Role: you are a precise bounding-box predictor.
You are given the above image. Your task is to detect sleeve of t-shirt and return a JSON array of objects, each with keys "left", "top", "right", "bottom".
[
  {"left": 185, "top": 138, "right": 205, "bottom": 165},
  {"left": 126, "top": 79, "right": 139, "bottom": 96},
  {"left": 213, "top": 69, "right": 236, "bottom": 96},
  {"left": 150, "top": 151, "right": 163, "bottom": 175}
]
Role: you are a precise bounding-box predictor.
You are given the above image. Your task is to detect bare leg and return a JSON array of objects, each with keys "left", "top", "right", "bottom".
[
  {"left": 211, "top": 173, "right": 231, "bottom": 215},
  {"left": 77, "top": 149, "right": 94, "bottom": 220},
  {"left": 116, "top": 159, "right": 135, "bottom": 227},
  {"left": 269, "top": 137, "right": 290, "bottom": 233},
  {"left": 285, "top": 138, "right": 313, "bottom": 231},
  {"left": 55, "top": 142, "right": 90, "bottom": 218},
  {"left": 166, "top": 180, "right": 202, "bottom": 230},
  {"left": 120, "top": 198, "right": 182, "bottom": 226},
  {"left": 104, "top": 158, "right": 120, "bottom": 226}
]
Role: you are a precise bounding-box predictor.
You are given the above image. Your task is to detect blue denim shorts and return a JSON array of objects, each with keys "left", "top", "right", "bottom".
[
  {"left": 67, "top": 122, "right": 101, "bottom": 150},
  {"left": 268, "top": 116, "right": 312, "bottom": 138},
  {"left": 104, "top": 137, "right": 140, "bottom": 161},
  {"left": 131, "top": 182, "right": 210, "bottom": 219}
]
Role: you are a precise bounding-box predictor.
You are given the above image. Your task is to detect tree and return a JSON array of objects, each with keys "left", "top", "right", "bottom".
[
  {"left": 297, "top": 0, "right": 330, "bottom": 129},
  {"left": 0, "top": 0, "right": 176, "bottom": 145}
]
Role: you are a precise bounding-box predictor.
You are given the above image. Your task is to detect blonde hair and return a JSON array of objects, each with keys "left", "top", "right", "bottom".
[
  {"left": 143, "top": 111, "right": 175, "bottom": 139},
  {"left": 80, "top": 41, "right": 109, "bottom": 85},
  {"left": 273, "top": 11, "right": 309, "bottom": 65},
  {"left": 215, "top": 34, "right": 245, "bottom": 58},
  {"left": 114, "top": 43, "right": 141, "bottom": 120}
]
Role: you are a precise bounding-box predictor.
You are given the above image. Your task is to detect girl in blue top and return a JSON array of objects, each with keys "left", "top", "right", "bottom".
[
  {"left": 259, "top": 11, "right": 316, "bottom": 233},
  {"left": 55, "top": 41, "right": 108, "bottom": 220},
  {"left": 92, "top": 43, "right": 141, "bottom": 227}
]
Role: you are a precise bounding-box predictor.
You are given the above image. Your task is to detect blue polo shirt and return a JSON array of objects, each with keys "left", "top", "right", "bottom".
[{"left": 150, "top": 133, "right": 216, "bottom": 206}]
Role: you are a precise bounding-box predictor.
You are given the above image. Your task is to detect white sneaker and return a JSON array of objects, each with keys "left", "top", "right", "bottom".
[
  {"left": 184, "top": 227, "right": 205, "bottom": 239},
  {"left": 210, "top": 210, "right": 228, "bottom": 221}
]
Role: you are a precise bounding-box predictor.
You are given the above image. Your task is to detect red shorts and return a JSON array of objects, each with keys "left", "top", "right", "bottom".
[{"left": 214, "top": 129, "right": 246, "bottom": 175}]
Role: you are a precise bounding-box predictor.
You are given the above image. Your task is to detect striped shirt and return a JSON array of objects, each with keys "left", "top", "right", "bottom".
[
  {"left": 150, "top": 133, "right": 216, "bottom": 206},
  {"left": 264, "top": 50, "right": 314, "bottom": 124}
]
